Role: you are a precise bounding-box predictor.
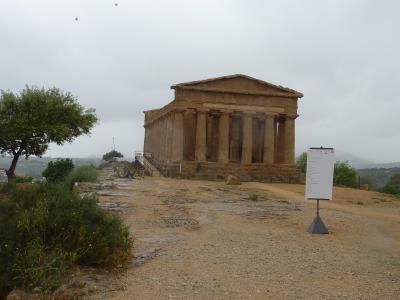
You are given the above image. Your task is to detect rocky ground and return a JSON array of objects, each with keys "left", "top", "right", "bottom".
[
  {"left": 13, "top": 168, "right": 399, "bottom": 299},
  {"left": 76, "top": 168, "right": 400, "bottom": 300}
]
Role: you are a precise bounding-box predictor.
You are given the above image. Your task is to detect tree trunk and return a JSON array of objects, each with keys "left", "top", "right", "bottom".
[{"left": 6, "top": 153, "right": 20, "bottom": 184}]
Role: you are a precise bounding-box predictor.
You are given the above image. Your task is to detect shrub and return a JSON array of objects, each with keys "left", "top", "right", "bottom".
[
  {"left": 15, "top": 176, "right": 34, "bottom": 183},
  {"left": 333, "top": 161, "right": 358, "bottom": 188},
  {"left": 0, "top": 183, "right": 132, "bottom": 296},
  {"left": 42, "top": 159, "right": 74, "bottom": 183},
  {"left": 11, "top": 239, "right": 74, "bottom": 293},
  {"left": 379, "top": 173, "right": 400, "bottom": 195},
  {"left": 295, "top": 152, "right": 307, "bottom": 174},
  {"left": 65, "top": 165, "right": 98, "bottom": 190}
]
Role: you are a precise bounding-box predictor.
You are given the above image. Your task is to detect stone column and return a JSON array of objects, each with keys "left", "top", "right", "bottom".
[
  {"left": 143, "top": 125, "right": 148, "bottom": 153},
  {"left": 263, "top": 114, "right": 276, "bottom": 165},
  {"left": 195, "top": 109, "right": 207, "bottom": 161},
  {"left": 171, "top": 110, "right": 185, "bottom": 162},
  {"left": 229, "top": 114, "right": 241, "bottom": 162},
  {"left": 283, "top": 115, "right": 296, "bottom": 165},
  {"left": 165, "top": 113, "right": 172, "bottom": 163},
  {"left": 241, "top": 111, "right": 253, "bottom": 164},
  {"left": 161, "top": 117, "right": 166, "bottom": 162},
  {"left": 275, "top": 117, "right": 285, "bottom": 164},
  {"left": 156, "top": 120, "right": 160, "bottom": 160},
  {"left": 218, "top": 110, "right": 231, "bottom": 163}
]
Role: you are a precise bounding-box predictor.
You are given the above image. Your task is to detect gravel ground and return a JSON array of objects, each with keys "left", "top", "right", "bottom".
[{"left": 91, "top": 176, "right": 400, "bottom": 300}]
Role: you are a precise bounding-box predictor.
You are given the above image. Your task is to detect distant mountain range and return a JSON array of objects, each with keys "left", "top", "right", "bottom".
[{"left": 333, "top": 151, "right": 400, "bottom": 169}]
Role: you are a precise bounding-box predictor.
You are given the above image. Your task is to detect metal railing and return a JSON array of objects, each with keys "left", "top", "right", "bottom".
[
  {"left": 134, "top": 151, "right": 154, "bottom": 164},
  {"left": 134, "top": 151, "right": 164, "bottom": 175}
]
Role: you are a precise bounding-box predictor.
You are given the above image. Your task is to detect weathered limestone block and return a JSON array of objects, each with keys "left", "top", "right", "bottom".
[{"left": 226, "top": 174, "right": 240, "bottom": 185}]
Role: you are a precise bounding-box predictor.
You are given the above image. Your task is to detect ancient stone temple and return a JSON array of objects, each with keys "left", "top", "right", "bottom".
[{"left": 142, "top": 74, "right": 303, "bottom": 182}]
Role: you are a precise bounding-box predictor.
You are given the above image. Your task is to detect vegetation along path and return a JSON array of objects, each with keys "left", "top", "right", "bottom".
[{"left": 91, "top": 173, "right": 400, "bottom": 299}]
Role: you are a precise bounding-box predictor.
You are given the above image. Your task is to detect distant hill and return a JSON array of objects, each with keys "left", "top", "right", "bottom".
[
  {"left": 0, "top": 157, "right": 103, "bottom": 178},
  {"left": 334, "top": 151, "right": 375, "bottom": 169},
  {"left": 358, "top": 167, "right": 400, "bottom": 188},
  {"left": 331, "top": 151, "right": 400, "bottom": 187},
  {"left": 328, "top": 151, "right": 400, "bottom": 169},
  {"left": 359, "top": 162, "right": 400, "bottom": 169}
]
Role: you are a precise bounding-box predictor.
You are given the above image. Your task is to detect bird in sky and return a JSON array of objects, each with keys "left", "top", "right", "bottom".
[{"left": 74, "top": 3, "right": 117, "bottom": 22}]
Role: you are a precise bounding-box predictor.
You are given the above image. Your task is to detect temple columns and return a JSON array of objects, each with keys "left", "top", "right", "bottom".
[
  {"left": 195, "top": 109, "right": 207, "bottom": 161},
  {"left": 171, "top": 110, "right": 184, "bottom": 162},
  {"left": 218, "top": 110, "right": 230, "bottom": 163},
  {"left": 283, "top": 116, "right": 296, "bottom": 165},
  {"left": 263, "top": 114, "right": 275, "bottom": 165},
  {"left": 241, "top": 112, "right": 253, "bottom": 164}
]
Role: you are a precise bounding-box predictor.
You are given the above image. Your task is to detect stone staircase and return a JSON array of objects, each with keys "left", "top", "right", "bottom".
[{"left": 141, "top": 156, "right": 162, "bottom": 177}]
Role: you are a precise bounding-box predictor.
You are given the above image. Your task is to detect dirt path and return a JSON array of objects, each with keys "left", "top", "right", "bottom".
[{"left": 92, "top": 177, "right": 400, "bottom": 300}]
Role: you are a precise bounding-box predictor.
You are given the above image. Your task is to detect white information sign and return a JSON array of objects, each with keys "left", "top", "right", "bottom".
[{"left": 305, "top": 148, "right": 335, "bottom": 200}]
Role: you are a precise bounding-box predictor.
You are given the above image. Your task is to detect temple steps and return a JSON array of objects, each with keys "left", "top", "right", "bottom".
[
  {"left": 162, "top": 161, "right": 303, "bottom": 183},
  {"left": 142, "top": 156, "right": 162, "bottom": 177}
]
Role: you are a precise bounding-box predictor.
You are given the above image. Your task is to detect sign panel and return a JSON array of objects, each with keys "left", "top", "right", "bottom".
[{"left": 305, "top": 148, "right": 335, "bottom": 200}]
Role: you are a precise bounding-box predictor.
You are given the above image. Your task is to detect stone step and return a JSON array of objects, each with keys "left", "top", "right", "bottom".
[{"left": 142, "top": 157, "right": 162, "bottom": 177}]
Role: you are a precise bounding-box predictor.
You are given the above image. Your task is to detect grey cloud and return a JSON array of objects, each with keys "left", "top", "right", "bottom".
[{"left": 0, "top": 0, "right": 399, "bottom": 161}]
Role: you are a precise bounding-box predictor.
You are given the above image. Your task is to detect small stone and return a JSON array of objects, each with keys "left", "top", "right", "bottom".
[
  {"left": 7, "top": 290, "right": 38, "bottom": 300},
  {"left": 226, "top": 174, "right": 240, "bottom": 185}
]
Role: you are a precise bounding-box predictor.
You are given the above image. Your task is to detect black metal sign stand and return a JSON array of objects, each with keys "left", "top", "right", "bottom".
[{"left": 307, "top": 199, "right": 328, "bottom": 234}]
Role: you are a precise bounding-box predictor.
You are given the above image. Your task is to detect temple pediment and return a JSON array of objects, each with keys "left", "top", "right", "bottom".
[{"left": 171, "top": 74, "right": 303, "bottom": 98}]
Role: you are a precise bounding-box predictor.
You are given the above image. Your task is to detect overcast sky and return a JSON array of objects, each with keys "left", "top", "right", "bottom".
[{"left": 1, "top": 0, "right": 399, "bottom": 162}]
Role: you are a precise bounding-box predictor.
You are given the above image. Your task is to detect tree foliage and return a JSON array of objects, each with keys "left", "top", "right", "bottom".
[
  {"left": 0, "top": 86, "right": 97, "bottom": 181},
  {"left": 42, "top": 159, "right": 74, "bottom": 183},
  {"left": 295, "top": 152, "right": 307, "bottom": 174},
  {"left": 380, "top": 173, "right": 400, "bottom": 194},
  {"left": 333, "top": 161, "right": 358, "bottom": 188},
  {"left": 102, "top": 150, "right": 123, "bottom": 162}
]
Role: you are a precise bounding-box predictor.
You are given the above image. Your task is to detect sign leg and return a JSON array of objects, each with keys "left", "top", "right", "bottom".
[{"left": 308, "top": 200, "right": 329, "bottom": 234}]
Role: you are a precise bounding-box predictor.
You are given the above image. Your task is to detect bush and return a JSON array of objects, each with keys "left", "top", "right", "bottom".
[
  {"left": 333, "top": 161, "right": 358, "bottom": 188},
  {"left": 15, "top": 176, "right": 34, "bottom": 183},
  {"left": 65, "top": 165, "right": 98, "bottom": 190},
  {"left": 11, "top": 239, "right": 74, "bottom": 293},
  {"left": 0, "top": 183, "right": 132, "bottom": 296},
  {"left": 42, "top": 159, "right": 74, "bottom": 183},
  {"left": 295, "top": 152, "right": 307, "bottom": 174},
  {"left": 379, "top": 173, "right": 400, "bottom": 195}
]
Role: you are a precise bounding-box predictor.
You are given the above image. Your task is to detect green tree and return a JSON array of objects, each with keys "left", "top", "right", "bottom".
[
  {"left": 42, "top": 159, "right": 74, "bottom": 183},
  {"left": 296, "top": 152, "right": 307, "bottom": 174},
  {"left": 333, "top": 161, "right": 358, "bottom": 188},
  {"left": 102, "top": 150, "right": 123, "bottom": 162},
  {"left": 359, "top": 175, "right": 378, "bottom": 190},
  {"left": 380, "top": 173, "right": 400, "bottom": 194},
  {"left": 0, "top": 86, "right": 97, "bottom": 182}
]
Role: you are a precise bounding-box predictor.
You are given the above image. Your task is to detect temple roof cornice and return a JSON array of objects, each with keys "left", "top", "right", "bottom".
[{"left": 171, "top": 85, "right": 303, "bottom": 98}]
